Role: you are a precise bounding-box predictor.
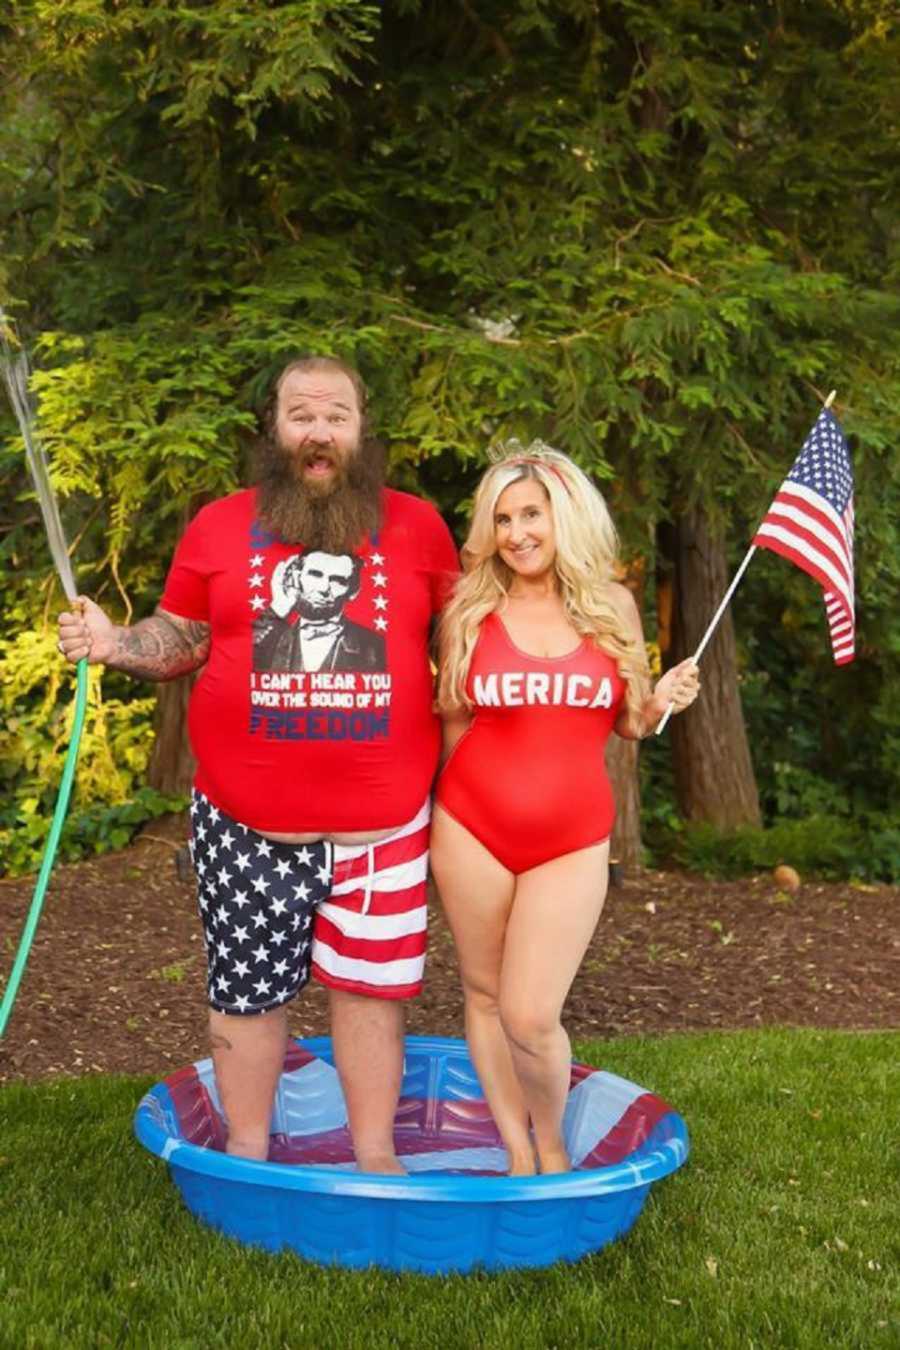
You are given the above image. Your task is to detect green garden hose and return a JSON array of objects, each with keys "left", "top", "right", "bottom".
[{"left": 0, "top": 658, "right": 89, "bottom": 1038}]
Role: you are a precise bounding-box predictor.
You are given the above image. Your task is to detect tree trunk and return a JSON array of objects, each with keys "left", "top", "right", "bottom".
[
  {"left": 146, "top": 673, "right": 197, "bottom": 795},
  {"left": 660, "top": 507, "right": 761, "bottom": 827},
  {"left": 606, "top": 734, "right": 641, "bottom": 870}
]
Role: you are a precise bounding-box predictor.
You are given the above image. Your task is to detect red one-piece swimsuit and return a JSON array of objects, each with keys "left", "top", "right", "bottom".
[{"left": 435, "top": 612, "right": 626, "bottom": 874}]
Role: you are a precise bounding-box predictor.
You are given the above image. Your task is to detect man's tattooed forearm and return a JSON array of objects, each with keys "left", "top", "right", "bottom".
[{"left": 109, "top": 614, "right": 210, "bottom": 680}]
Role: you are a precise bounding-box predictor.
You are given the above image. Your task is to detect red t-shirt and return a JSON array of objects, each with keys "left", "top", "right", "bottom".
[{"left": 160, "top": 487, "right": 459, "bottom": 832}]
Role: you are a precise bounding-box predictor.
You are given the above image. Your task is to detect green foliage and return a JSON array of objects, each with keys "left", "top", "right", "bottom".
[
  {"left": 673, "top": 815, "right": 900, "bottom": 884},
  {"left": 0, "top": 785, "right": 187, "bottom": 876},
  {"left": 0, "top": 628, "right": 183, "bottom": 874},
  {"left": 1, "top": 0, "right": 899, "bottom": 873}
]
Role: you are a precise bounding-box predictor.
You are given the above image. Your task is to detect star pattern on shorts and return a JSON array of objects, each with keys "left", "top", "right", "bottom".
[{"left": 191, "top": 790, "right": 327, "bottom": 1016}]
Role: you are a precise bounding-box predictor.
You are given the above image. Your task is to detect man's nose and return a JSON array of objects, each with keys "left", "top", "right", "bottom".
[{"left": 307, "top": 418, "right": 333, "bottom": 443}]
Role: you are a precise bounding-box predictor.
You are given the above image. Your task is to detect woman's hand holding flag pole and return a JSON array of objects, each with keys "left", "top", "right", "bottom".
[{"left": 655, "top": 390, "right": 852, "bottom": 736}]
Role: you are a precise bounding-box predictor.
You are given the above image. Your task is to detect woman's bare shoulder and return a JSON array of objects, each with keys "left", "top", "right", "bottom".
[{"left": 601, "top": 580, "right": 638, "bottom": 616}]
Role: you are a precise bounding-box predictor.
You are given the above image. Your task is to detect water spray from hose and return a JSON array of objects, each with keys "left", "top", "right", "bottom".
[
  {"left": 0, "top": 311, "right": 78, "bottom": 601},
  {"left": 0, "top": 309, "right": 88, "bottom": 1038}
]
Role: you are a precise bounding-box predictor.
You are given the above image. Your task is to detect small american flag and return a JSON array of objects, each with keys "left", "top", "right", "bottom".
[{"left": 753, "top": 408, "right": 855, "bottom": 665}]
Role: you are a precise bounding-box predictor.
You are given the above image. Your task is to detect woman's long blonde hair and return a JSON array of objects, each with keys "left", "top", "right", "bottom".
[{"left": 438, "top": 441, "right": 650, "bottom": 720}]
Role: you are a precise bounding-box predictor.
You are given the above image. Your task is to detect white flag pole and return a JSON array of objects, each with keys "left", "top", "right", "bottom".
[{"left": 654, "top": 389, "right": 837, "bottom": 735}]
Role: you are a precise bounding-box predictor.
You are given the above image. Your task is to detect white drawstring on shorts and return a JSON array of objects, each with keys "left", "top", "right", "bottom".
[{"left": 361, "top": 842, "right": 375, "bottom": 916}]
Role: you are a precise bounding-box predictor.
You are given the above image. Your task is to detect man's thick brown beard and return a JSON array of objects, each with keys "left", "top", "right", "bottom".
[{"left": 253, "top": 436, "right": 386, "bottom": 553}]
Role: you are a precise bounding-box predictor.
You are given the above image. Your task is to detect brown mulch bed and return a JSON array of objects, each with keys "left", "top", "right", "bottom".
[{"left": 1, "top": 822, "right": 896, "bottom": 1085}]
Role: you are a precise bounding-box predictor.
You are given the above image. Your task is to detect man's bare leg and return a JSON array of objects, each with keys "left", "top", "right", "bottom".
[
  {"left": 328, "top": 988, "right": 405, "bottom": 1174},
  {"left": 209, "top": 1006, "right": 288, "bottom": 1160}
]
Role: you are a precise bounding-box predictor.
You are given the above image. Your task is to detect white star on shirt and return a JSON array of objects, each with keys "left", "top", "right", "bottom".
[
  {"left": 232, "top": 889, "right": 250, "bottom": 909},
  {"left": 234, "top": 994, "right": 251, "bottom": 1012},
  {"left": 233, "top": 925, "right": 250, "bottom": 944},
  {"left": 251, "top": 911, "right": 268, "bottom": 929},
  {"left": 252, "top": 875, "right": 270, "bottom": 895},
  {"left": 217, "top": 866, "right": 232, "bottom": 887},
  {"left": 273, "top": 858, "right": 291, "bottom": 879},
  {"left": 292, "top": 881, "right": 311, "bottom": 901},
  {"left": 251, "top": 943, "right": 269, "bottom": 963},
  {"left": 374, "top": 595, "right": 388, "bottom": 610},
  {"left": 273, "top": 959, "right": 289, "bottom": 977},
  {"left": 233, "top": 960, "right": 250, "bottom": 978},
  {"left": 208, "top": 806, "right": 221, "bottom": 824},
  {"left": 250, "top": 554, "right": 264, "bottom": 568},
  {"left": 250, "top": 596, "right": 266, "bottom": 612},
  {"left": 249, "top": 573, "right": 265, "bottom": 588},
  {"left": 256, "top": 839, "right": 273, "bottom": 858},
  {"left": 219, "top": 830, "right": 235, "bottom": 851},
  {"left": 215, "top": 975, "right": 231, "bottom": 992},
  {"left": 270, "top": 929, "right": 287, "bottom": 947},
  {"left": 271, "top": 897, "right": 288, "bottom": 916},
  {"left": 374, "top": 616, "right": 388, "bottom": 632},
  {"left": 316, "top": 864, "right": 330, "bottom": 885},
  {"left": 253, "top": 977, "right": 271, "bottom": 996},
  {"left": 369, "top": 552, "right": 384, "bottom": 565},
  {"left": 372, "top": 571, "right": 387, "bottom": 588},
  {"left": 215, "top": 905, "right": 229, "bottom": 925},
  {"left": 294, "top": 847, "right": 313, "bottom": 867},
  {"left": 216, "top": 940, "right": 231, "bottom": 959},
  {"left": 234, "top": 852, "right": 251, "bottom": 873}
]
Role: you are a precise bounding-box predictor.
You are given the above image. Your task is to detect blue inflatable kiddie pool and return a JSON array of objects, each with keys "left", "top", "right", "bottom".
[{"left": 134, "top": 1035, "right": 688, "bottom": 1274}]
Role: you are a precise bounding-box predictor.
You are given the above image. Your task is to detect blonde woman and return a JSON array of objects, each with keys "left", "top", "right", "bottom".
[{"left": 432, "top": 443, "right": 699, "bottom": 1176}]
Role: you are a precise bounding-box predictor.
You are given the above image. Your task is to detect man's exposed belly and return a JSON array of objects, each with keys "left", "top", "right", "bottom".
[{"left": 259, "top": 825, "right": 400, "bottom": 846}]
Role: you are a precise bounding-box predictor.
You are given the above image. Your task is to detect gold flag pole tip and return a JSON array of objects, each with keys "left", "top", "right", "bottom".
[{"left": 824, "top": 389, "right": 837, "bottom": 409}]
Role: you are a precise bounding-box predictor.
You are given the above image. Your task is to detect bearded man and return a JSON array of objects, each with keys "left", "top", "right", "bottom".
[{"left": 58, "top": 356, "right": 459, "bottom": 1172}]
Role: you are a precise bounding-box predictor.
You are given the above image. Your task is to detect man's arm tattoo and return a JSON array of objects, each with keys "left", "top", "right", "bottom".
[{"left": 108, "top": 611, "right": 211, "bottom": 681}]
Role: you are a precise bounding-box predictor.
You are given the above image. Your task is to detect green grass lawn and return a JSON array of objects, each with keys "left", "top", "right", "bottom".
[{"left": 1, "top": 1029, "right": 897, "bottom": 1350}]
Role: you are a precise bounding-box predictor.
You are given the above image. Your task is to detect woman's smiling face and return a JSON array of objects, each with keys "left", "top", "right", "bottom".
[{"left": 493, "top": 477, "right": 557, "bottom": 581}]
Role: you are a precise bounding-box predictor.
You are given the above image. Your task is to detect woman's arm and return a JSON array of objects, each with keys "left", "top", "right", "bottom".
[
  {"left": 605, "top": 583, "right": 700, "bottom": 739},
  {"left": 440, "top": 707, "right": 473, "bottom": 764}
]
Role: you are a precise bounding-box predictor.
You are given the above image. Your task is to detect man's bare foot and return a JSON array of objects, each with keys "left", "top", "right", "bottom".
[
  {"left": 225, "top": 1137, "right": 269, "bottom": 1161},
  {"left": 355, "top": 1151, "right": 407, "bottom": 1176},
  {"left": 506, "top": 1150, "right": 538, "bottom": 1177},
  {"left": 537, "top": 1148, "right": 571, "bottom": 1175}
]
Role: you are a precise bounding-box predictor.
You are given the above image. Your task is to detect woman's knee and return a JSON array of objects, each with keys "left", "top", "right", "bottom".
[
  {"left": 463, "top": 980, "right": 502, "bottom": 1019},
  {"left": 499, "top": 1001, "right": 562, "bottom": 1055}
]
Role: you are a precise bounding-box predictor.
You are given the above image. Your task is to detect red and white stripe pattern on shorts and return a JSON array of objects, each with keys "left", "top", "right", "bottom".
[{"left": 311, "top": 799, "right": 430, "bottom": 999}]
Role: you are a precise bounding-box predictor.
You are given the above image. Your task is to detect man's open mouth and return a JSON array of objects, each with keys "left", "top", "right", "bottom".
[{"left": 303, "top": 454, "right": 336, "bottom": 476}]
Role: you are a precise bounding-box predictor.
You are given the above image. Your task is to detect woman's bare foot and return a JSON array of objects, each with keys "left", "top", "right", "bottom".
[
  {"left": 355, "top": 1151, "right": 407, "bottom": 1176},
  {"left": 506, "top": 1149, "right": 538, "bottom": 1177},
  {"left": 537, "top": 1147, "right": 571, "bottom": 1175}
]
